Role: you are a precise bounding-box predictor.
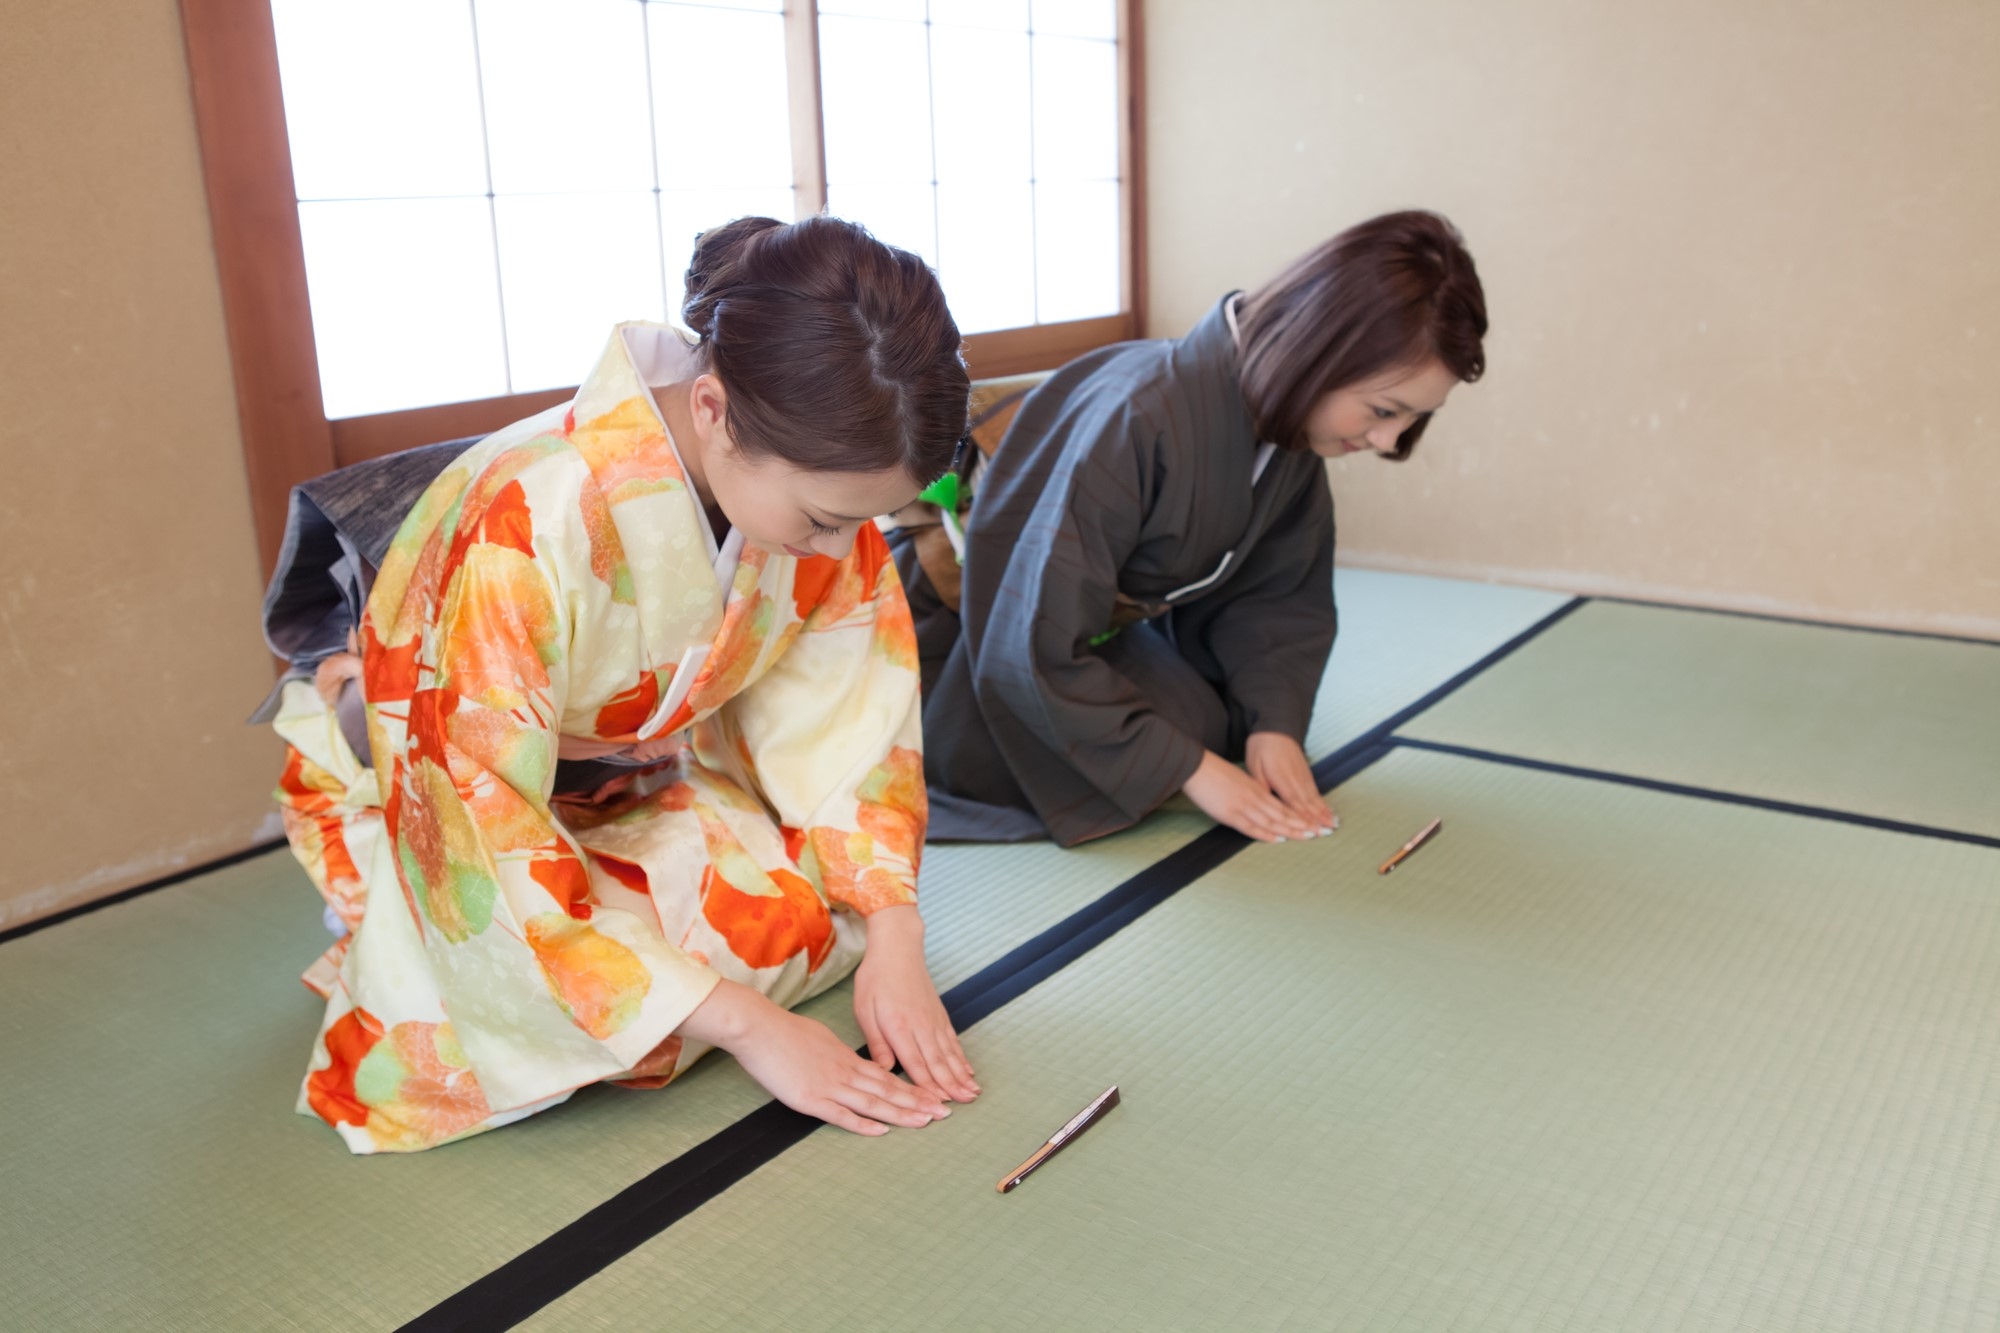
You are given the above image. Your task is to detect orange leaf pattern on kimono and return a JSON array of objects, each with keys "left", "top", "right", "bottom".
[
  {"left": 354, "top": 1020, "right": 493, "bottom": 1151},
  {"left": 279, "top": 324, "right": 927, "bottom": 1154},
  {"left": 306, "top": 1006, "right": 384, "bottom": 1129},
  {"left": 872, "top": 565, "right": 920, "bottom": 671},
  {"left": 856, "top": 745, "right": 927, "bottom": 869},
  {"left": 525, "top": 913, "right": 653, "bottom": 1040}
]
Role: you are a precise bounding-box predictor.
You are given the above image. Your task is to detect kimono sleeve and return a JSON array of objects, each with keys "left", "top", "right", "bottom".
[
  {"left": 965, "top": 403, "right": 1208, "bottom": 826},
  {"left": 724, "top": 525, "right": 928, "bottom": 916},
  {"left": 370, "top": 455, "right": 720, "bottom": 1106},
  {"left": 1181, "top": 467, "right": 1337, "bottom": 742}
]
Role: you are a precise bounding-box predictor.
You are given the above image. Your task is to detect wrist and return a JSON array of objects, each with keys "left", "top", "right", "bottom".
[
  {"left": 863, "top": 903, "right": 925, "bottom": 957},
  {"left": 1184, "top": 748, "right": 1226, "bottom": 789},
  {"left": 676, "top": 978, "right": 773, "bottom": 1051}
]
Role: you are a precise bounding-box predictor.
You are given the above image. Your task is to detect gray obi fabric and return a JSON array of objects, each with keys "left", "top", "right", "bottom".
[{"left": 249, "top": 436, "right": 478, "bottom": 726}]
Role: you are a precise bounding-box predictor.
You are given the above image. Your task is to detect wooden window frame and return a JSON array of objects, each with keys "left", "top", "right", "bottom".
[{"left": 179, "top": 0, "right": 1148, "bottom": 578}]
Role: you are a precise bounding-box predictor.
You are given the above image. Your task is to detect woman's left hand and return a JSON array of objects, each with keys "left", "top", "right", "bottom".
[
  {"left": 853, "top": 905, "right": 981, "bottom": 1103},
  {"left": 1245, "top": 732, "right": 1339, "bottom": 835}
]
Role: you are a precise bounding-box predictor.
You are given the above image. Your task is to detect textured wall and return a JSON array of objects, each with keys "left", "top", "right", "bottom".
[
  {"left": 1145, "top": 0, "right": 2000, "bottom": 637},
  {"left": 0, "top": 2, "right": 281, "bottom": 926}
]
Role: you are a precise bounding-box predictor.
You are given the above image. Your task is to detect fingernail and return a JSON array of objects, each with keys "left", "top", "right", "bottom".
[{"left": 1274, "top": 836, "right": 1287, "bottom": 843}]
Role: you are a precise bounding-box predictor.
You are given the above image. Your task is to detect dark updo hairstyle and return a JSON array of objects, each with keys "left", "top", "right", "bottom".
[
  {"left": 1236, "top": 210, "right": 1486, "bottom": 461},
  {"left": 681, "top": 215, "right": 969, "bottom": 483}
]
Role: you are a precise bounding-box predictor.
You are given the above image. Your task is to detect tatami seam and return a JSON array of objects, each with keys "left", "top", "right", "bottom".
[
  {"left": 1389, "top": 736, "right": 2000, "bottom": 850},
  {"left": 0, "top": 838, "right": 289, "bottom": 948}
]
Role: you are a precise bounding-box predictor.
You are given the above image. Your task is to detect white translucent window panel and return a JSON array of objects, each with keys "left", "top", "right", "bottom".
[
  {"left": 818, "top": 14, "right": 934, "bottom": 187},
  {"left": 1032, "top": 32, "right": 1118, "bottom": 182},
  {"left": 475, "top": 0, "right": 653, "bottom": 195},
  {"left": 677, "top": 0, "right": 782, "bottom": 9},
  {"left": 496, "top": 193, "right": 667, "bottom": 393},
  {"left": 1034, "top": 178, "right": 1119, "bottom": 323},
  {"left": 827, "top": 183, "right": 939, "bottom": 268},
  {"left": 930, "top": 22, "right": 1030, "bottom": 184},
  {"left": 650, "top": 5, "right": 793, "bottom": 191},
  {"left": 819, "top": 0, "right": 926, "bottom": 20},
  {"left": 931, "top": 0, "right": 1029, "bottom": 27},
  {"left": 659, "top": 187, "right": 803, "bottom": 318},
  {"left": 937, "top": 181, "right": 1035, "bottom": 333},
  {"left": 271, "top": 0, "right": 487, "bottom": 200},
  {"left": 1030, "top": 0, "right": 1116, "bottom": 40},
  {"left": 298, "top": 199, "right": 508, "bottom": 418}
]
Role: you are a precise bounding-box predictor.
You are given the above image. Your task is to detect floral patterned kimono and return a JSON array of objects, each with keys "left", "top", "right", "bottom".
[{"left": 272, "top": 324, "right": 927, "bottom": 1154}]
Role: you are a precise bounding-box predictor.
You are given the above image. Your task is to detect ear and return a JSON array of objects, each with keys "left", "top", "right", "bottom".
[{"left": 688, "top": 374, "right": 730, "bottom": 442}]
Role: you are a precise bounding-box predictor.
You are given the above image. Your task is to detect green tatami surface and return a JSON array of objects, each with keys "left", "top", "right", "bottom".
[
  {"left": 0, "top": 816, "right": 1202, "bottom": 1331},
  {"left": 532, "top": 748, "right": 2000, "bottom": 1333},
  {"left": 0, "top": 569, "right": 1548, "bottom": 1329},
  {"left": 1401, "top": 600, "right": 2000, "bottom": 837},
  {"left": 1306, "top": 568, "right": 1571, "bottom": 758}
]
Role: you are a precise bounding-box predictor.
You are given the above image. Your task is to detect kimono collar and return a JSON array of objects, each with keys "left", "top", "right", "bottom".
[
  {"left": 1171, "top": 294, "right": 1272, "bottom": 482},
  {"left": 564, "top": 322, "right": 746, "bottom": 675}
]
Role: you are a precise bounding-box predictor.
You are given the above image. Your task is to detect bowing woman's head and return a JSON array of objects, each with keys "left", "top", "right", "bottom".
[
  {"left": 676, "top": 214, "right": 970, "bottom": 561},
  {"left": 1237, "top": 210, "right": 1487, "bottom": 461}
]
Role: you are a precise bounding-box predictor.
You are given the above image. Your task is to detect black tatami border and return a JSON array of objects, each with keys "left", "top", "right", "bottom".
[
  {"left": 0, "top": 837, "right": 288, "bottom": 947},
  {"left": 401, "top": 598, "right": 1594, "bottom": 1332},
  {"left": 1392, "top": 736, "right": 2000, "bottom": 851}
]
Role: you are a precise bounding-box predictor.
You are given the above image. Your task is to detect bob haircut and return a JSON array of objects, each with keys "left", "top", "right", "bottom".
[
  {"left": 1236, "top": 210, "right": 1487, "bottom": 460},
  {"left": 682, "top": 214, "right": 969, "bottom": 482}
]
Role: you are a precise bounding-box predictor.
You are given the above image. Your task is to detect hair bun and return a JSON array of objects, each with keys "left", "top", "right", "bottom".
[
  {"left": 670, "top": 214, "right": 969, "bottom": 483},
  {"left": 681, "top": 216, "right": 787, "bottom": 339}
]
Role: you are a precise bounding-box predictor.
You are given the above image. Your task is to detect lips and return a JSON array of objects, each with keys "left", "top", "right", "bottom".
[{"left": 783, "top": 543, "right": 815, "bottom": 559}]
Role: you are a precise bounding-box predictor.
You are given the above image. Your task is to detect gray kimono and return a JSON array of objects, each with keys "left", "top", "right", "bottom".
[{"left": 899, "top": 295, "right": 1338, "bottom": 847}]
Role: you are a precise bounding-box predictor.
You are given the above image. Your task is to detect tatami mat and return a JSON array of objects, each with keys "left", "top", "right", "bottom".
[
  {"left": 1305, "top": 568, "right": 1571, "bottom": 758},
  {"left": 0, "top": 818, "right": 1205, "bottom": 1331},
  {"left": 1401, "top": 600, "right": 2000, "bottom": 837},
  {"left": 0, "top": 571, "right": 1555, "bottom": 1329},
  {"left": 530, "top": 748, "right": 2000, "bottom": 1332}
]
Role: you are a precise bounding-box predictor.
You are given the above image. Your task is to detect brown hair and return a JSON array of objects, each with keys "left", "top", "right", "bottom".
[
  {"left": 1237, "top": 210, "right": 1486, "bottom": 460},
  {"left": 682, "top": 215, "right": 969, "bottom": 481}
]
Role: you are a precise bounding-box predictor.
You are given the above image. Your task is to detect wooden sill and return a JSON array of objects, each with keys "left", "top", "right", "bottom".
[{"left": 326, "top": 314, "right": 1138, "bottom": 466}]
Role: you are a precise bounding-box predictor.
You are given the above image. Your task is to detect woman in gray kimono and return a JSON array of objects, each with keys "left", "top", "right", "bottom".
[{"left": 898, "top": 210, "right": 1487, "bottom": 847}]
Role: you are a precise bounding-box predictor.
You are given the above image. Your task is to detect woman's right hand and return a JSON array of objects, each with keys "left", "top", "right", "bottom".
[
  {"left": 680, "top": 979, "right": 951, "bottom": 1136},
  {"left": 1181, "top": 748, "right": 1326, "bottom": 844}
]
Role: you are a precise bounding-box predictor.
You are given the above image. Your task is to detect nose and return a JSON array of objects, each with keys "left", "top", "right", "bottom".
[{"left": 1366, "top": 424, "right": 1401, "bottom": 455}]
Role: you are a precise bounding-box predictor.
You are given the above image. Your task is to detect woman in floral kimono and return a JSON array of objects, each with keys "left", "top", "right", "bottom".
[{"left": 269, "top": 216, "right": 979, "bottom": 1153}]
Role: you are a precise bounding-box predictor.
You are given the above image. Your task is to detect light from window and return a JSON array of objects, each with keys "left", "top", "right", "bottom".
[
  {"left": 271, "top": 0, "right": 1122, "bottom": 419},
  {"left": 818, "top": 0, "right": 1121, "bottom": 335}
]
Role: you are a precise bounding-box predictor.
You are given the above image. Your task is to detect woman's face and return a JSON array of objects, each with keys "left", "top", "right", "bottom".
[
  {"left": 708, "top": 448, "right": 919, "bottom": 561},
  {"left": 1301, "top": 358, "right": 1461, "bottom": 459},
  {"left": 682, "top": 375, "right": 920, "bottom": 561}
]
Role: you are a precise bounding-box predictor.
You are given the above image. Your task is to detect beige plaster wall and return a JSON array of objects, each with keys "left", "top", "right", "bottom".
[
  {"left": 1146, "top": 0, "right": 2000, "bottom": 638},
  {"left": 0, "top": 3, "right": 282, "bottom": 927}
]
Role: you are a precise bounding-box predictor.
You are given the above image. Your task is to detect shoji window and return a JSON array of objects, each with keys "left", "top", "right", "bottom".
[
  {"left": 817, "top": 0, "right": 1123, "bottom": 334},
  {"left": 179, "top": 0, "right": 1144, "bottom": 572}
]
